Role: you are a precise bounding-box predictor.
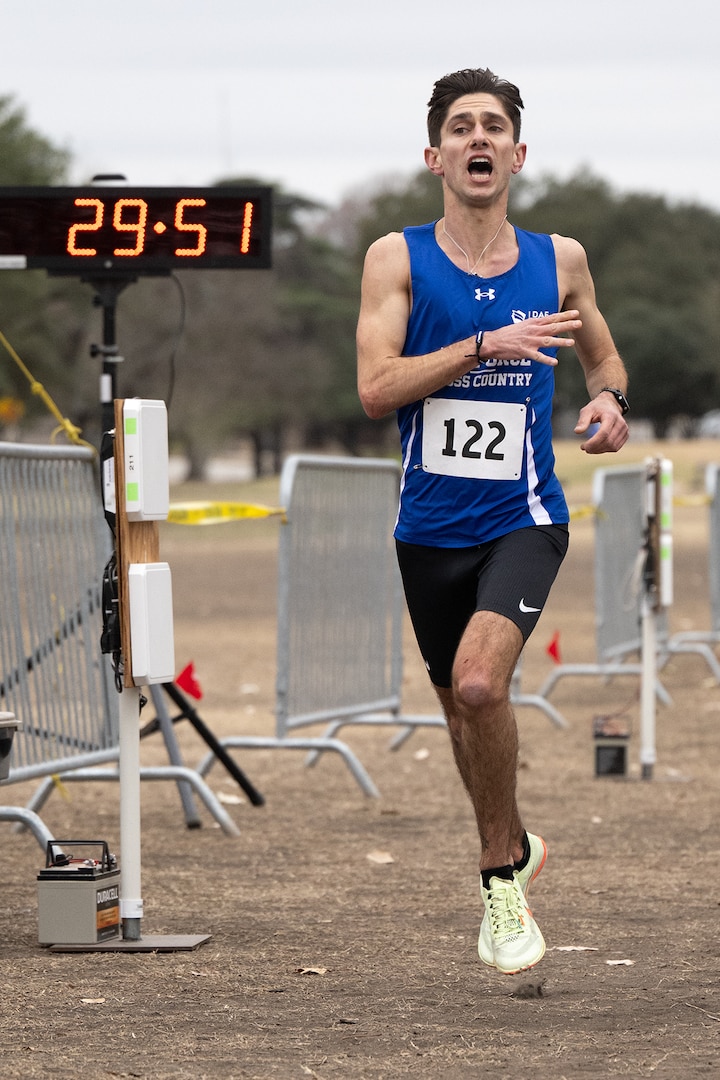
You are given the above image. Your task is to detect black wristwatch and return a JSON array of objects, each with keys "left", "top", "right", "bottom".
[{"left": 599, "top": 387, "right": 630, "bottom": 415}]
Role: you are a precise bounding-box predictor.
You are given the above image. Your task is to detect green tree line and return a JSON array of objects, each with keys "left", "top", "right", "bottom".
[{"left": 1, "top": 95, "right": 720, "bottom": 469}]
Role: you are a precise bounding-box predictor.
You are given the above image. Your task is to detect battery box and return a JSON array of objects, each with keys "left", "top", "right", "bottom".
[
  {"left": 592, "top": 716, "right": 629, "bottom": 777},
  {"left": 37, "top": 840, "right": 121, "bottom": 945}
]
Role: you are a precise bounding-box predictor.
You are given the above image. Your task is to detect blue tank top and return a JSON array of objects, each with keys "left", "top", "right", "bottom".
[{"left": 395, "top": 222, "right": 569, "bottom": 547}]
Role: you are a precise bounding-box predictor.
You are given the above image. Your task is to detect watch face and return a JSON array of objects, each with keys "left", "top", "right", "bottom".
[{"left": 0, "top": 186, "right": 272, "bottom": 273}]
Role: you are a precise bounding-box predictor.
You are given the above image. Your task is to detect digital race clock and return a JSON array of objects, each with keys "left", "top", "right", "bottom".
[{"left": 0, "top": 185, "right": 272, "bottom": 273}]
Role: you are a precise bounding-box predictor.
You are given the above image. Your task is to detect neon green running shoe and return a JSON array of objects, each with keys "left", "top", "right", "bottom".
[
  {"left": 517, "top": 833, "right": 548, "bottom": 892},
  {"left": 478, "top": 874, "right": 546, "bottom": 974},
  {"left": 477, "top": 833, "right": 547, "bottom": 970}
]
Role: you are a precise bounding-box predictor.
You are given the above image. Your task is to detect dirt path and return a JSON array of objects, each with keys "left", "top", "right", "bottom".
[{"left": 1, "top": 442, "right": 719, "bottom": 1079}]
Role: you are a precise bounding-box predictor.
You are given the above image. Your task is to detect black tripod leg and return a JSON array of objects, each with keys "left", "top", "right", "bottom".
[
  {"left": 161, "top": 682, "right": 265, "bottom": 807},
  {"left": 147, "top": 684, "right": 203, "bottom": 828}
]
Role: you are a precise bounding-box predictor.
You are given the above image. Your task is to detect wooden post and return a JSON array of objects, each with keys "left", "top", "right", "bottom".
[{"left": 113, "top": 397, "right": 153, "bottom": 939}]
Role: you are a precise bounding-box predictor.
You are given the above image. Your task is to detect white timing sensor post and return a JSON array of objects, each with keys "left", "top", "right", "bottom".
[
  {"left": 123, "top": 398, "right": 170, "bottom": 523},
  {"left": 120, "top": 398, "right": 175, "bottom": 685},
  {"left": 114, "top": 398, "right": 175, "bottom": 942},
  {"left": 122, "top": 399, "right": 175, "bottom": 686},
  {"left": 640, "top": 457, "right": 673, "bottom": 781}
]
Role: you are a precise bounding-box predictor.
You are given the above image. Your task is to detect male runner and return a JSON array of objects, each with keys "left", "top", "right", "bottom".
[{"left": 356, "top": 67, "right": 629, "bottom": 974}]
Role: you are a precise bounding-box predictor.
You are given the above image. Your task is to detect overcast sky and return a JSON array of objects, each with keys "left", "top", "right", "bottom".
[{"left": 4, "top": 0, "right": 718, "bottom": 213}]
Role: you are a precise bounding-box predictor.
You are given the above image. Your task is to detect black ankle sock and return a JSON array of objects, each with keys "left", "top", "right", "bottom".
[
  {"left": 514, "top": 831, "right": 531, "bottom": 873},
  {"left": 481, "top": 864, "right": 515, "bottom": 890}
]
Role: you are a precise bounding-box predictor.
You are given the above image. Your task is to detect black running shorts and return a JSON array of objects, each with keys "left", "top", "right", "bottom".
[{"left": 396, "top": 524, "right": 569, "bottom": 688}]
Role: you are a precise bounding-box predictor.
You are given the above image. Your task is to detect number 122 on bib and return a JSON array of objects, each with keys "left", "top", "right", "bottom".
[{"left": 421, "top": 398, "right": 526, "bottom": 481}]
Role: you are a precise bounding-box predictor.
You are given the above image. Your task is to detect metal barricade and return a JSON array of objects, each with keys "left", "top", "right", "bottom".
[
  {"left": 0, "top": 441, "right": 239, "bottom": 845},
  {"left": 0, "top": 443, "right": 116, "bottom": 765},
  {"left": 537, "top": 464, "right": 664, "bottom": 703},
  {"left": 667, "top": 462, "right": 720, "bottom": 651},
  {"left": 537, "top": 461, "right": 720, "bottom": 706},
  {"left": 595, "top": 465, "right": 647, "bottom": 662},
  {"left": 708, "top": 463, "right": 720, "bottom": 637},
  {"left": 0, "top": 442, "right": 115, "bottom": 842},
  {"left": 276, "top": 455, "right": 406, "bottom": 735},
  {"left": 709, "top": 463, "right": 720, "bottom": 637}
]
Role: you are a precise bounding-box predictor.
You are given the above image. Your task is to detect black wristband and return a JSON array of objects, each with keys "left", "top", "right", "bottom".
[{"left": 475, "top": 329, "right": 485, "bottom": 360}]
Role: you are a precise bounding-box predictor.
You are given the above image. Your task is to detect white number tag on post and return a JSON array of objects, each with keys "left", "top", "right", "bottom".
[{"left": 422, "top": 398, "right": 526, "bottom": 480}]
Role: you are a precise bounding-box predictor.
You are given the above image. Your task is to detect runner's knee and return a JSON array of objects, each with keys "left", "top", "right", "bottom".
[{"left": 452, "top": 663, "right": 508, "bottom": 713}]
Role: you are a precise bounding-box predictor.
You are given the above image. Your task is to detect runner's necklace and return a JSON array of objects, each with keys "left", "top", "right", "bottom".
[{"left": 442, "top": 214, "right": 508, "bottom": 275}]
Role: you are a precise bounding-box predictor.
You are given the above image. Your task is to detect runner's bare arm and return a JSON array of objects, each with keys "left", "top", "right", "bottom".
[{"left": 554, "top": 234, "right": 629, "bottom": 454}]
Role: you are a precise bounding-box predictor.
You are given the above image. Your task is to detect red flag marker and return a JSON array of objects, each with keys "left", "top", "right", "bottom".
[
  {"left": 546, "top": 631, "right": 562, "bottom": 665},
  {"left": 176, "top": 662, "right": 203, "bottom": 700}
]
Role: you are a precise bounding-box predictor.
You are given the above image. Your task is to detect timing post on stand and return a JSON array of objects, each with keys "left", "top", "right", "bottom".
[
  {"left": 640, "top": 457, "right": 673, "bottom": 781},
  {"left": 0, "top": 183, "right": 272, "bottom": 946},
  {"left": 111, "top": 396, "right": 211, "bottom": 951}
]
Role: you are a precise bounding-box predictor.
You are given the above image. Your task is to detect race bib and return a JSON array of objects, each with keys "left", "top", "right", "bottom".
[{"left": 422, "top": 397, "right": 526, "bottom": 480}]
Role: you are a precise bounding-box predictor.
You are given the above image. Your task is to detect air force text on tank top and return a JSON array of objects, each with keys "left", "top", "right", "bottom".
[{"left": 395, "top": 223, "right": 570, "bottom": 547}]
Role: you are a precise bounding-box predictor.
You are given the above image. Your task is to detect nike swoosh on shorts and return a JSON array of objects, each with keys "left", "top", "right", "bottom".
[{"left": 518, "top": 598, "right": 542, "bottom": 613}]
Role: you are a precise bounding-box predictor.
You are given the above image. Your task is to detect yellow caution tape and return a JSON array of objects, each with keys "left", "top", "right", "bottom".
[
  {"left": 168, "top": 501, "right": 286, "bottom": 525},
  {"left": 673, "top": 493, "right": 711, "bottom": 508},
  {"left": 567, "top": 492, "right": 710, "bottom": 522},
  {"left": 569, "top": 504, "right": 596, "bottom": 521},
  {"left": 169, "top": 492, "right": 707, "bottom": 528}
]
